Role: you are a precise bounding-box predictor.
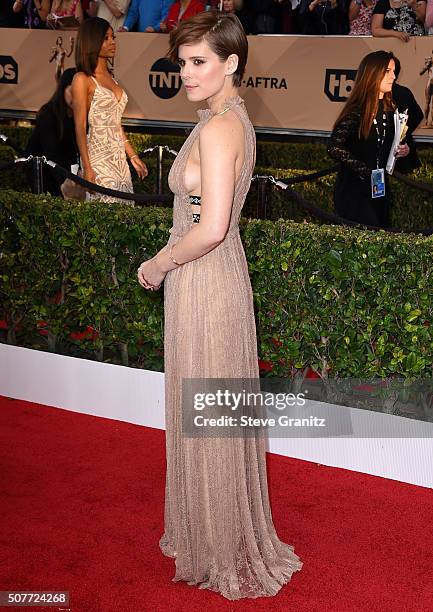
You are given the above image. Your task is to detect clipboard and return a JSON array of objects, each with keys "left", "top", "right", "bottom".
[{"left": 386, "top": 108, "right": 409, "bottom": 175}]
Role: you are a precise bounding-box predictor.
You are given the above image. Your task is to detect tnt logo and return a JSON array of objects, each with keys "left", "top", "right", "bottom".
[
  {"left": 0, "top": 56, "right": 18, "bottom": 84},
  {"left": 324, "top": 69, "right": 357, "bottom": 102},
  {"left": 149, "top": 58, "right": 181, "bottom": 99}
]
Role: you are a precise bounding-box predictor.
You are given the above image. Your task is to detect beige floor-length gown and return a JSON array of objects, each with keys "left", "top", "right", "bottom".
[
  {"left": 86, "top": 76, "right": 133, "bottom": 204},
  {"left": 159, "top": 96, "right": 303, "bottom": 600}
]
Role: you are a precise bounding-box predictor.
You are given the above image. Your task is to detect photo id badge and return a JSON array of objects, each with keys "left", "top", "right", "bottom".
[{"left": 371, "top": 168, "right": 385, "bottom": 199}]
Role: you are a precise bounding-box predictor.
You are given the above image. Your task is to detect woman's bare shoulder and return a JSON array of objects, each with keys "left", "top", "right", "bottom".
[
  {"left": 72, "top": 72, "right": 91, "bottom": 88},
  {"left": 199, "top": 110, "right": 244, "bottom": 150}
]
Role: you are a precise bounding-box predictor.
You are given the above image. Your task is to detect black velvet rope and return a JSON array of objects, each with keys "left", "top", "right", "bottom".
[
  {"left": 1, "top": 154, "right": 432, "bottom": 234},
  {"left": 279, "top": 165, "right": 339, "bottom": 184},
  {"left": 277, "top": 181, "right": 433, "bottom": 236},
  {"left": 393, "top": 170, "right": 433, "bottom": 195},
  {"left": 46, "top": 160, "right": 173, "bottom": 204}
]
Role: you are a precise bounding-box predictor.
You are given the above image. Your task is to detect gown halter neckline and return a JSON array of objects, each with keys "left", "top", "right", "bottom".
[{"left": 196, "top": 96, "right": 245, "bottom": 121}]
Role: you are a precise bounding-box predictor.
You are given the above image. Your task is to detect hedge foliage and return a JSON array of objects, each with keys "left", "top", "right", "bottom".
[
  {"left": 247, "top": 165, "right": 433, "bottom": 232},
  {"left": 1, "top": 125, "right": 433, "bottom": 231},
  {"left": 1, "top": 190, "right": 433, "bottom": 380}
]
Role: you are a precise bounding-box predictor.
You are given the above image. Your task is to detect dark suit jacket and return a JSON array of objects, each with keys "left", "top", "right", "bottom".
[{"left": 25, "top": 106, "right": 78, "bottom": 195}]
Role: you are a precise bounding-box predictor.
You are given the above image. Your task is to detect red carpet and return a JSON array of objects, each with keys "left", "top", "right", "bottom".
[{"left": 1, "top": 395, "right": 433, "bottom": 612}]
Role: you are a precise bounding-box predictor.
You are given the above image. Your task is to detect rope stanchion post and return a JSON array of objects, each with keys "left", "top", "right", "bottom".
[
  {"left": 256, "top": 176, "right": 268, "bottom": 220},
  {"left": 1, "top": 151, "right": 432, "bottom": 233},
  {"left": 31, "top": 156, "right": 44, "bottom": 195}
]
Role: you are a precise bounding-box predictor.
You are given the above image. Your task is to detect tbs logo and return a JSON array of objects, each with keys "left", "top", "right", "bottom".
[
  {"left": 0, "top": 56, "right": 18, "bottom": 84},
  {"left": 324, "top": 69, "right": 357, "bottom": 102}
]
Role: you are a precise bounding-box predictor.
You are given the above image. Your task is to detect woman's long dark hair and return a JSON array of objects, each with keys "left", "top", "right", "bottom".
[
  {"left": 38, "top": 67, "right": 76, "bottom": 141},
  {"left": 75, "top": 17, "right": 110, "bottom": 76},
  {"left": 334, "top": 50, "right": 396, "bottom": 140}
]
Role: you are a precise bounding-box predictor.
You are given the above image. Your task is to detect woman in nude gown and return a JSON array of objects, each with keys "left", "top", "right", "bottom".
[
  {"left": 72, "top": 17, "right": 147, "bottom": 204},
  {"left": 137, "top": 12, "right": 302, "bottom": 600}
]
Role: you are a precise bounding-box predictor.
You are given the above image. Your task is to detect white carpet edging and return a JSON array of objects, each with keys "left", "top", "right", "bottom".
[{"left": 1, "top": 344, "right": 432, "bottom": 489}]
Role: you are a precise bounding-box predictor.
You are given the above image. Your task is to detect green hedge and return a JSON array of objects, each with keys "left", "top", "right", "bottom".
[
  {"left": 0, "top": 127, "right": 327, "bottom": 167},
  {"left": 247, "top": 165, "right": 433, "bottom": 232},
  {"left": 1, "top": 125, "right": 433, "bottom": 231},
  {"left": 3, "top": 124, "right": 433, "bottom": 170},
  {"left": 1, "top": 189, "right": 433, "bottom": 379}
]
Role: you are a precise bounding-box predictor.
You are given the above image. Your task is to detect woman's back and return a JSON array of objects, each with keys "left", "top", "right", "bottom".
[{"left": 168, "top": 96, "right": 255, "bottom": 239}]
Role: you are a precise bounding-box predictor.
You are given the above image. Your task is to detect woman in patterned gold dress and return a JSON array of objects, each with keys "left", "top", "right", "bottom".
[
  {"left": 137, "top": 12, "right": 302, "bottom": 601},
  {"left": 72, "top": 17, "right": 147, "bottom": 204}
]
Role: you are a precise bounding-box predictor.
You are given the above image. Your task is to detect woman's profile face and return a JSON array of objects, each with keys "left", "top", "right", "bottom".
[
  {"left": 178, "top": 39, "right": 231, "bottom": 102},
  {"left": 379, "top": 59, "right": 396, "bottom": 96},
  {"left": 99, "top": 27, "right": 116, "bottom": 59}
]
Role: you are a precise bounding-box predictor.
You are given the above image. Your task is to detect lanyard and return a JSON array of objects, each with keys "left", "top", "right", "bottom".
[{"left": 373, "top": 111, "right": 387, "bottom": 169}]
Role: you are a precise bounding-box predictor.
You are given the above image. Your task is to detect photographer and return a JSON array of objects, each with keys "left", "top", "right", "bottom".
[{"left": 299, "top": 0, "right": 349, "bottom": 34}]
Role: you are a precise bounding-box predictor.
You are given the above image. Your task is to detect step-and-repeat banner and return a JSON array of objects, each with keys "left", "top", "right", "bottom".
[{"left": 1, "top": 29, "right": 433, "bottom": 137}]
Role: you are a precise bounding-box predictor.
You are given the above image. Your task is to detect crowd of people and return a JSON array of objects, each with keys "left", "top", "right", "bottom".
[{"left": 1, "top": 0, "right": 433, "bottom": 35}]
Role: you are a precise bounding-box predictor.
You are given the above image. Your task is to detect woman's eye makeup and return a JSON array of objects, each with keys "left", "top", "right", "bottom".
[{"left": 177, "top": 58, "right": 206, "bottom": 66}]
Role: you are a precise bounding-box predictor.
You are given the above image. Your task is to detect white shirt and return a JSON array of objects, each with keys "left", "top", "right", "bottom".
[{"left": 97, "top": 0, "right": 130, "bottom": 30}]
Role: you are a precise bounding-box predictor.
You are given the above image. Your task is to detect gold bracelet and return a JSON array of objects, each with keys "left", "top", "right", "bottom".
[
  {"left": 169, "top": 245, "right": 181, "bottom": 266},
  {"left": 129, "top": 154, "right": 138, "bottom": 161}
]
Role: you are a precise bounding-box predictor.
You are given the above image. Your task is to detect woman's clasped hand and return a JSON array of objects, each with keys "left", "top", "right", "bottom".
[
  {"left": 137, "top": 250, "right": 168, "bottom": 291},
  {"left": 395, "top": 142, "right": 410, "bottom": 157}
]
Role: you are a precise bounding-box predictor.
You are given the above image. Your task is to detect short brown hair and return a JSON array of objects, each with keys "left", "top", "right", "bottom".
[{"left": 168, "top": 12, "right": 248, "bottom": 88}]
